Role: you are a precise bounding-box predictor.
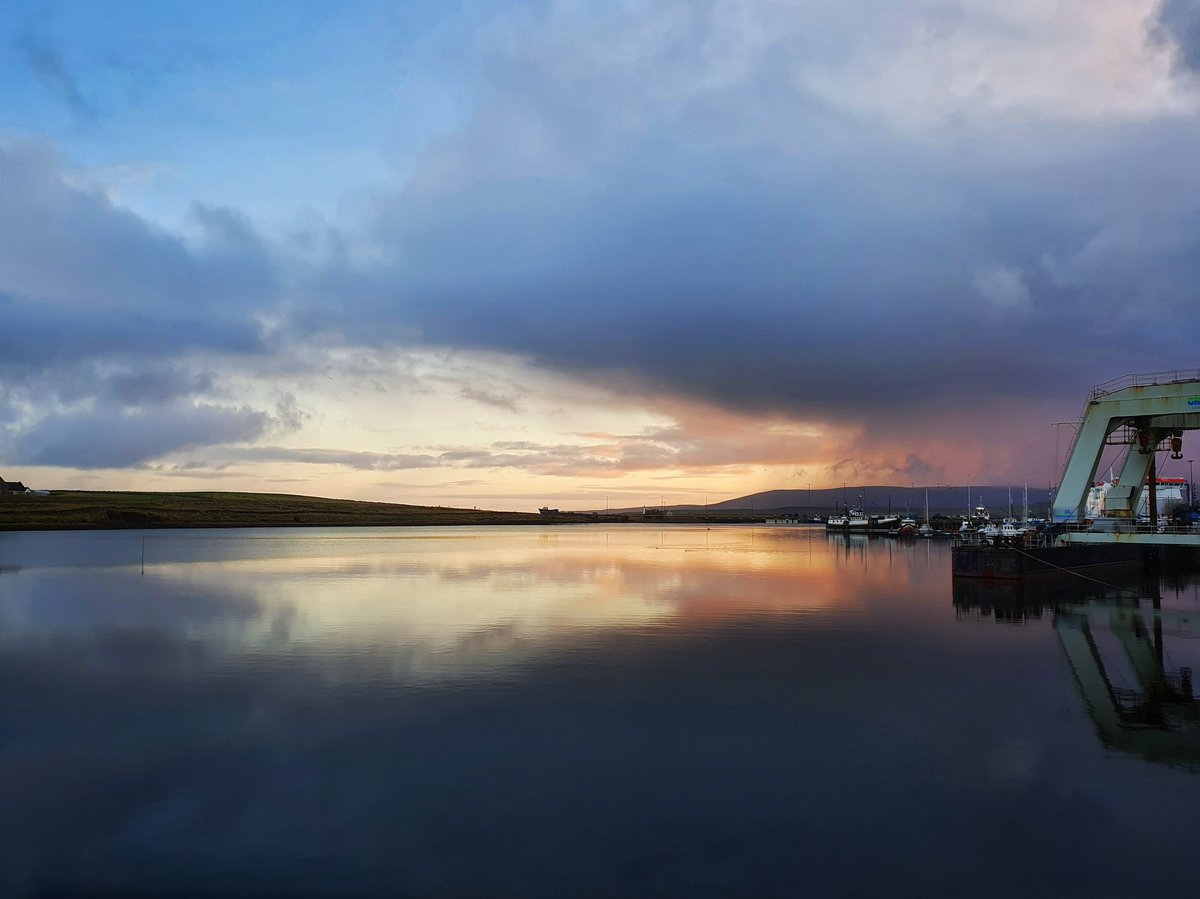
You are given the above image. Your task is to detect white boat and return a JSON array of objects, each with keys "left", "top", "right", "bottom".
[
  {"left": 826, "top": 508, "right": 870, "bottom": 531},
  {"left": 1086, "top": 476, "right": 1186, "bottom": 522},
  {"left": 919, "top": 489, "right": 936, "bottom": 537},
  {"left": 897, "top": 517, "right": 918, "bottom": 537},
  {"left": 999, "top": 518, "right": 1025, "bottom": 539}
]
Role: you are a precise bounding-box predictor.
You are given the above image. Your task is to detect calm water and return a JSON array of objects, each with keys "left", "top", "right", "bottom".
[{"left": 2, "top": 525, "right": 1199, "bottom": 897}]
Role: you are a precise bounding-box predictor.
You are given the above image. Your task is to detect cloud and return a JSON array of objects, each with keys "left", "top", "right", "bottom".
[
  {"left": 99, "top": 364, "right": 217, "bottom": 406},
  {"left": 197, "top": 446, "right": 443, "bottom": 471},
  {"left": 328, "top": 0, "right": 1200, "bottom": 428},
  {"left": 456, "top": 385, "right": 524, "bottom": 413},
  {"left": 5, "top": 2, "right": 1200, "bottom": 487},
  {"left": 15, "top": 402, "right": 272, "bottom": 468},
  {"left": 182, "top": 438, "right": 676, "bottom": 479},
  {"left": 1154, "top": 0, "right": 1200, "bottom": 75},
  {"left": 972, "top": 265, "right": 1032, "bottom": 311},
  {"left": 16, "top": 33, "right": 95, "bottom": 119},
  {"left": 0, "top": 139, "right": 272, "bottom": 371}
]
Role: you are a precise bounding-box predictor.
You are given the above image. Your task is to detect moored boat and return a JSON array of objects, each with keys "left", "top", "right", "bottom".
[{"left": 826, "top": 507, "right": 870, "bottom": 531}]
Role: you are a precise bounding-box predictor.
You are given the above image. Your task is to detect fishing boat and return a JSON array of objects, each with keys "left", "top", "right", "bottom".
[
  {"left": 999, "top": 518, "right": 1025, "bottom": 539},
  {"left": 826, "top": 507, "right": 870, "bottom": 531}
]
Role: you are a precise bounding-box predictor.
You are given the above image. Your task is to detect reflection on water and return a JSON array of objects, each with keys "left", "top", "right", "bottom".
[
  {"left": 2, "top": 526, "right": 1200, "bottom": 897},
  {"left": 1056, "top": 600, "right": 1199, "bottom": 770},
  {"left": 0, "top": 527, "right": 932, "bottom": 684},
  {"left": 954, "top": 559, "right": 1200, "bottom": 771}
]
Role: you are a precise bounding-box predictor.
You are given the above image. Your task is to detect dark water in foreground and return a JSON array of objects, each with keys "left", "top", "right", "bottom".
[{"left": 2, "top": 525, "right": 1199, "bottom": 897}]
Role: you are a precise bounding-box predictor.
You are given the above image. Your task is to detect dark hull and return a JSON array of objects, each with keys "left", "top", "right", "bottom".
[{"left": 951, "top": 542, "right": 1145, "bottom": 579}]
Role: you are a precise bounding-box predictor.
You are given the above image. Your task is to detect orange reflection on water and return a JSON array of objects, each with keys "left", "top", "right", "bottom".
[{"left": 129, "top": 527, "right": 941, "bottom": 668}]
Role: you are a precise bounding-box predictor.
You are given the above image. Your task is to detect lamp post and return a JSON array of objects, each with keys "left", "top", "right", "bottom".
[{"left": 1190, "top": 459, "right": 1195, "bottom": 508}]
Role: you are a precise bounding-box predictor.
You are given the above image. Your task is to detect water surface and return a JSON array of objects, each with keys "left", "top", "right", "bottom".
[{"left": 2, "top": 525, "right": 1198, "bottom": 896}]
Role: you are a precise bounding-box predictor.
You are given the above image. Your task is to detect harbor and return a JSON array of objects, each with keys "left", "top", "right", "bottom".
[{"left": 947, "top": 370, "right": 1200, "bottom": 581}]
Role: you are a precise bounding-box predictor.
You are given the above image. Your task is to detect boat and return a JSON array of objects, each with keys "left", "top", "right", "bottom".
[
  {"left": 999, "top": 518, "right": 1025, "bottom": 539},
  {"left": 1086, "top": 476, "right": 1187, "bottom": 523},
  {"left": 897, "top": 517, "right": 918, "bottom": 537},
  {"left": 826, "top": 507, "right": 870, "bottom": 531},
  {"left": 917, "top": 489, "right": 936, "bottom": 537}
]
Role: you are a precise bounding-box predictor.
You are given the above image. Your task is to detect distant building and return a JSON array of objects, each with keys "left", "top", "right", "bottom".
[{"left": 1, "top": 476, "right": 29, "bottom": 494}]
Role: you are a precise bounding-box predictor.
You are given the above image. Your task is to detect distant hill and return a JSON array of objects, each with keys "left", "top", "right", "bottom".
[{"left": 617, "top": 485, "right": 1053, "bottom": 517}]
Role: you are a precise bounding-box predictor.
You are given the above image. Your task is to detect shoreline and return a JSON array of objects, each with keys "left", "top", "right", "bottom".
[{"left": 0, "top": 490, "right": 555, "bottom": 532}]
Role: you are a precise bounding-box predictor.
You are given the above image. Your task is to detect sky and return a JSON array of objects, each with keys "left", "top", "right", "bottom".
[{"left": 2, "top": 0, "right": 1200, "bottom": 511}]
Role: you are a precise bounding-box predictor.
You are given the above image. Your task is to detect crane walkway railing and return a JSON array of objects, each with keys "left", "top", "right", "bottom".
[{"left": 1089, "top": 370, "right": 1200, "bottom": 400}]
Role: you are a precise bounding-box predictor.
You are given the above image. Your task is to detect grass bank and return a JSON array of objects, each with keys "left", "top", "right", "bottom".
[{"left": 0, "top": 491, "right": 550, "bottom": 531}]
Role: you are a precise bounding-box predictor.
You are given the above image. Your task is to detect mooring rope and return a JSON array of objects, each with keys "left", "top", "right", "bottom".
[{"left": 998, "top": 540, "right": 1149, "bottom": 600}]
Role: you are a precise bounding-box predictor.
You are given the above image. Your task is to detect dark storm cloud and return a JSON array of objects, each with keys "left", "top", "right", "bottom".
[
  {"left": 1155, "top": 0, "right": 1200, "bottom": 74},
  {"left": 354, "top": 129, "right": 1200, "bottom": 420},
  {"left": 310, "top": 2, "right": 1200, "bottom": 425}
]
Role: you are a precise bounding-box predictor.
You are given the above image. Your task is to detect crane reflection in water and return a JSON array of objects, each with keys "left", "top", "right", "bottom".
[{"left": 954, "top": 567, "right": 1200, "bottom": 771}]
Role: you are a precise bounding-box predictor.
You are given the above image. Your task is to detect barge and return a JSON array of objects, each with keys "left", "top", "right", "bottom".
[{"left": 951, "top": 541, "right": 1144, "bottom": 579}]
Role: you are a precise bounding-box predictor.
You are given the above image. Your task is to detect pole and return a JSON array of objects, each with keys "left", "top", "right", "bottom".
[
  {"left": 1190, "top": 459, "right": 1195, "bottom": 508},
  {"left": 1149, "top": 452, "right": 1158, "bottom": 531}
]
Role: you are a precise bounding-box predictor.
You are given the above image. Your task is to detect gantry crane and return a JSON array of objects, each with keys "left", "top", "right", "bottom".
[{"left": 1053, "top": 371, "right": 1200, "bottom": 544}]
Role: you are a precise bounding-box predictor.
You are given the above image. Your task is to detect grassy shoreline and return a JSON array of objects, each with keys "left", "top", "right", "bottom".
[{"left": 0, "top": 490, "right": 561, "bottom": 531}]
